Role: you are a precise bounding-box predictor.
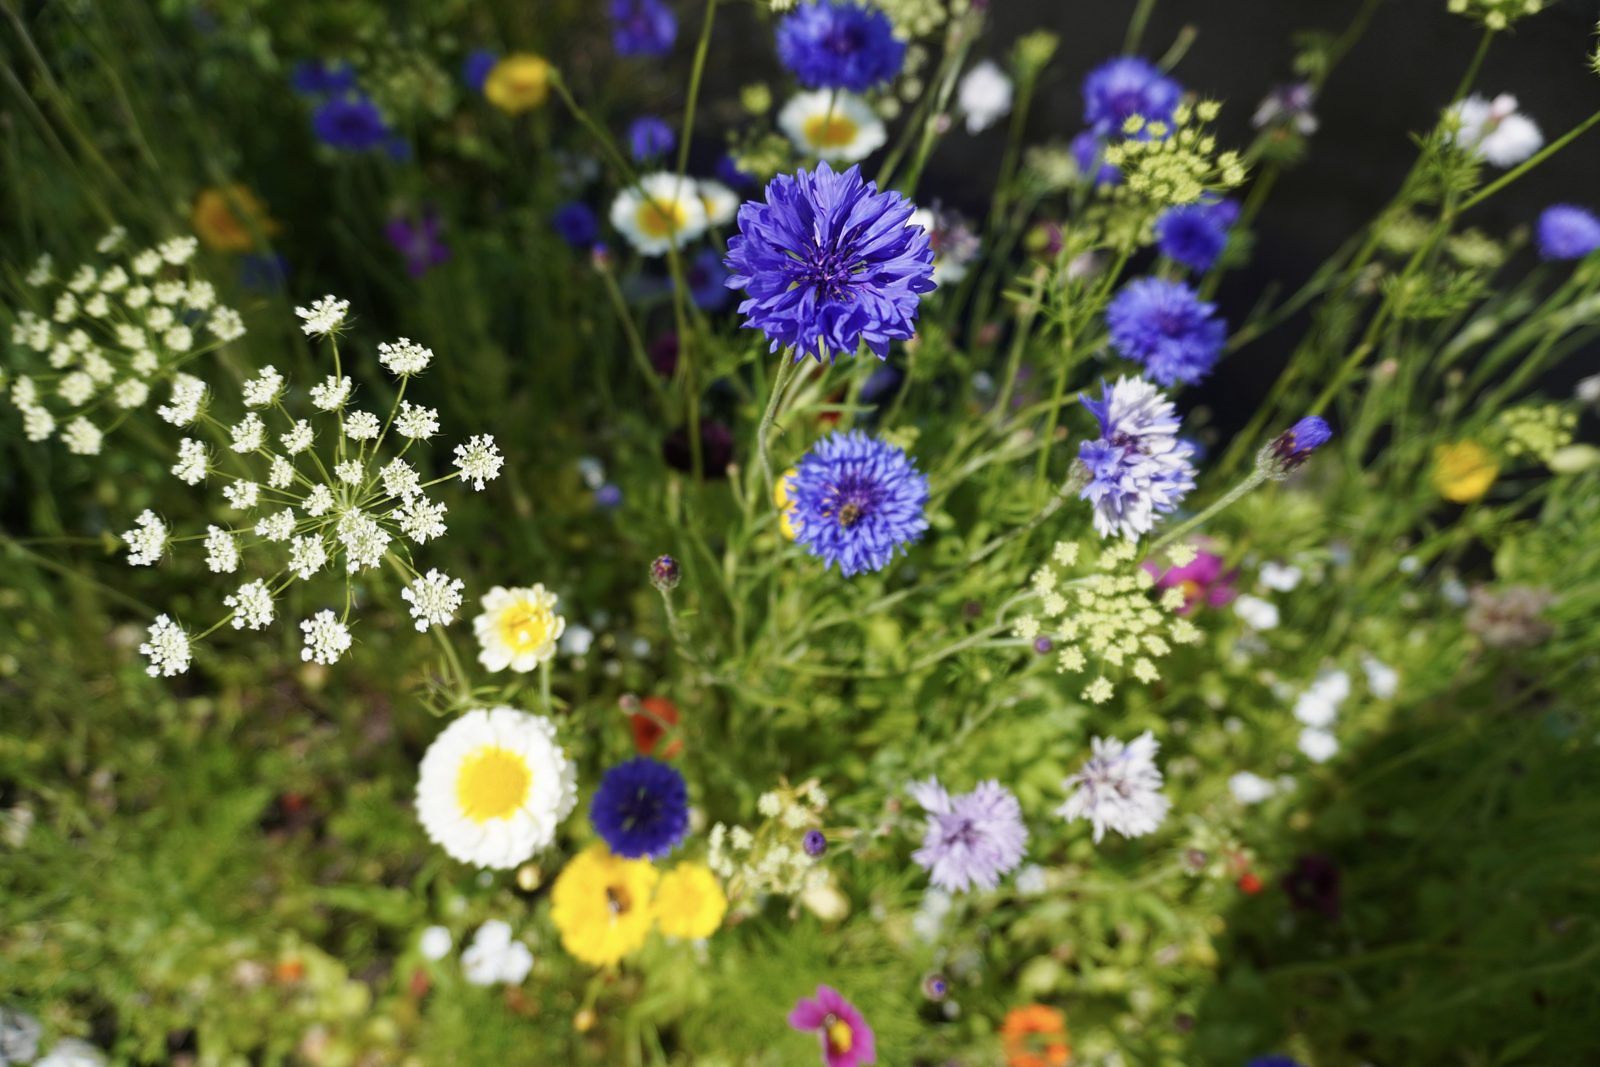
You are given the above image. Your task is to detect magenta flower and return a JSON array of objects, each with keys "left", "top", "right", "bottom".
[
  {"left": 1142, "top": 546, "right": 1237, "bottom": 614},
  {"left": 789, "top": 985, "right": 876, "bottom": 1067}
]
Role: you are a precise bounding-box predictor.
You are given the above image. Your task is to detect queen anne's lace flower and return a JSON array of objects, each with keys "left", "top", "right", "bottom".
[
  {"left": 121, "top": 509, "right": 167, "bottom": 566},
  {"left": 453, "top": 435, "right": 504, "bottom": 490},
  {"left": 378, "top": 338, "right": 433, "bottom": 376},
  {"left": 403, "top": 569, "right": 466, "bottom": 631},
  {"left": 294, "top": 294, "right": 350, "bottom": 336},
  {"left": 300, "top": 609, "right": 352, "bottom": 665},
  {"left": 224, "top": 579, "right": 275, "bottom": 630},
  {"left": 139, "top": 615, "right": 191, "bottom": 677}
]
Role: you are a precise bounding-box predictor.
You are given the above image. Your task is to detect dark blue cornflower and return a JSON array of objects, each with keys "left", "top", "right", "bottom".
[
  {"left": 1082, "top": 56, "right": 1182, "bottom": 136},
  {"left": 611, "top": 0, "right": 677, "bottom": 58},
  {"left": 789, "top": 430, "right": 929, "bottom": 577},
  {"left": 1106, "top": 277, "right": 1226, "bottom": 387},
  {"left": 1536, "top": 204, "right": 1600, "bottom": 261},
  {"left": 1261, "top": 416, "right": 1333, "bottom": 477},
  {"left": 1071, "top": 130, "right": 1121, "bottom": 187},
  {"left": 715, "top": 153, "right": 757, "bottom": 190},
  {"left": 461, "top": 48, "right": 499, "bottom": 93},
  {"left": 595, "top": 483, "right": 624, "bottom": 509},
  {"left": 627, "top": 115, "right": 677, "bottom": 162},
  {"left": 1154, "top": 197, "right": 1240, "bottom": 272},
  {"left": 552, "top": 201, "right": 601, "bottom": 248},
  {"left": 312, "top": 94, "right": 390, "bottom": 152},
  {"left": 686, "top": 248, "right": 731, "bottom": 311},
  {"left": 1078, "top": 377, "right": 1197, "bottom": 539},
  {"left": 724, "top": 161, "right": 936, "bottom": 363},
  {"left": 590, "top": 757, "right": 689, "bottom": 858},
  {"left": 291, "top": 59, "right": 358, "bottom": 97},
  {"left": 776, "top": 0, "right": 905, "bottom": 92}
]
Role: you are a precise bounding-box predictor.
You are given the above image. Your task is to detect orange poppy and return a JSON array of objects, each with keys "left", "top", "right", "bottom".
[
  {"left": 192, "top": 184, "right": 278, "bottom": 252},
  {"left": 630, "top": 695, "right": 682, "bottom": 758},
  {"left": 1001, "top": 1004, "right": 1071, "bottom": 1067}
]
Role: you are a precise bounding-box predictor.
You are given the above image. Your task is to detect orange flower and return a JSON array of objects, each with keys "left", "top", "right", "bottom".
[
  {"left": 1002, "top": 1005, "right": 1071, "bottom": 1067},
  {"left": 192, "top": 184, "right": 278, "bottom": 252},
  {"left": 630, "top": 695, "right": 683, "bottom": 758}
]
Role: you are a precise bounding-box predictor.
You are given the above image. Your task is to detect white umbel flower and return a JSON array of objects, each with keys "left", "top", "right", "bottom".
[
  {"left": 139, "top": 615, "right": 191, "bottom": 677},
  {"left": 1450, "top": 93, "right": 1542, "bottom": 167},
  {"left": 242, "top": 365, "right": 284, "bottom": 407},
  {"left": 397, "top": 496, "right": 449, "bottom": 543},
  {"left": 1298, "top": 726, "right": 1339, "bottom": 764},
  {"left": 224, "top": 480, "right": 260, "bottom": 510},
  {"left": 1292, "top": 669, "right": 1350, "bottom": 727},
  {"left": 452, "top": 435, "right": 504, "bottom": 490},
  {"left": 300, "top": 609, "right": 352, "bottom": 664},
  {"left": 609, "top": 172, "right": 710, "bottom": 256},
  {"left": 209, "top": 306, "right": 247, "bottom": 342},
  {"left": 1233, "top": 593, "right": 1280, "bottom": 630},
  {"left": 415, "top": 706, "right": 578, "bottom": 869},
  {"left": 309, "top": 375, "right": 352, "bottom": 411},
  {"left": 473, "top": 585, "right": 566, "bottom": 673},
  {"left": 403, "top": 569, "right": 466, "bottom": 631},
  {"left": 958, "top": 59, "right": 1013, "bottom": 134},
  {"left": 225, "top": 579, "right": 275, "bottom": 630},
  {"left": 344, "top": 410, "right": 381, "bottom": 440},
  {"left": 395, "top": 401, "right": 440, "bottom": 439},
  {"left": 778, "top": 90, "right": 886, "bottom": 163},
  {"left": 288, "top": 535, "right": 328, "bottom": 580},
  {"left": 1055, "top": 730, "right": 1170, "bottom": 842},
  {"left": 378, "top": 338, "right": 433, "bottom": 376},
  {"left": 60, "top": 417, "right": 103, "bottom": 455},
  {"left": 157, "top": 374, "right": 207, "bottom": 426},
  {"left": 204, "top": 525, "right": 239, "bottom": 573},
  {"left": 230, "top": 412, "right": 265, "bottom": 453},
  {"left": 461, "top": 919, "right": 534, "bottom": 986},
  {"left": 122, "top": 509, "right": 168, "bottom": 566},
  {"left": 295, "top": 294, "right": 350, "bottom": 336}
]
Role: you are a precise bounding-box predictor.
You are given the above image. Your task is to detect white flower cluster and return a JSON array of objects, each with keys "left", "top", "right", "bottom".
[
  {"left": 709, "top": 778, "right": 829, "bottom": 907},
  {"left": 122, "top": 300, "right": 502, "bottom": 678},
  {"left": 4, "top": 227, "right": 246, "bottom": 455}
]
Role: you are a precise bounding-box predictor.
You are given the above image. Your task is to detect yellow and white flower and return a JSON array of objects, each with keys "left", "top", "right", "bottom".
[
  {"left": 698, "top": 179, "right": 741, "bottom": 228},
  {"left": 609, "top": 172, "right": 709, "bottom": 256},
  {"left": 473, "top": 584, "right": 566, "bottom": 672},
  {"left": 416, "top": 706, "right": 578, "bottom": 869},
  {"left": 778, "top": 90, "right": 886, "bottom": 163}
]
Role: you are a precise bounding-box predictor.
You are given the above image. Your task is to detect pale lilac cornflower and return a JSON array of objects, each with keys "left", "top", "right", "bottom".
[
  {"left": 907, "top": 777, "right": 1029, "bottom": 892},
  {"left": 1077, "top": 377, "right": 1197, "bottom": 540},
  {"left": 1056, "top": 730, "right": 1170, "bottom": 842}
]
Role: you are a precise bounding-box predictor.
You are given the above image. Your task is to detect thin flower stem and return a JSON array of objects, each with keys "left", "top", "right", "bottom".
[
  {"left": 1148, "top": 470, "right": 1267, "bottom": 556},
  {"left": 1123, "top": 0, "right": 1160, "bottom": 55},
  {"left": 1458, "top": 107, "right": 1600, "bottom": 214},
  {"left": 756, "top": 354, "right": 798, "bottom": 494},
  {"left": 597, "top": 262, "right": 671, "bottom": 415}
]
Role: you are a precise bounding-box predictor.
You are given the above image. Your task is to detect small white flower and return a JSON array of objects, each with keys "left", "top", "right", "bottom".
[
  {"left": 131, "top": 249, "right": 162, "bottom": 276},
  {"left": 268, "top": 454, "right": 295, "bottom": 489},
  {"left": 1292, "top": 669, "right": 1350, "bottom": 727},
  {"left": 81, "top": 351, "right": 113, "bottom": 383},
  {"left": 22, "top": 406, "right": 55, "bottom": 442},
  {"left": 230, "top": 412, "right": 266, "bottom": 453},
  {"left": 83, "top": 292, "right": 111, "bottom": 318},
  {"left": 52, "top": 292, "right": 78, "bottom": 323},
  {"left": 303, "top": 483, "right": 335, "bottom": 517},
  {"left": 336, "top": 509, "right": 390, "bottom": 572},
  {"left": 10, "top": 375, "right": 38, "bottom": 408},
  {"left": 697, "top": 179, "right": 740, "bottom": 228},
  {"left": 609, "top": 172, "right": 711, "bottom": 257},
  {"left": 122, "top": 509, "right": 168, "bottom": 566},
  {"left": 299, "top": 609, "right": 352, "bottom": 665},
  {"left": 146, "top": 306, "right": 175, "bottom": 332},
  {"left": 419, "top": 925, "right": 453, "bottom": 961},
  {"left": 559, "top": 624, "right": 595, "bottom": 656},
  {"left": 309, "top": 375, "right": 352, "bottom": 411},
  {"left": 452, "top": 434, "right": 504, "bottom": 490},
  {"left": 36, "top": 1037, "right": 107, "bottom": 1067},
  {"left": 139, "top": 614, "right": 191, "bottom": 677},
  {"left": 96, "top": 225, "right": 127, "bottom": 254},
  {"left": 242, "top": 365, "right": 284, "bottom": 407},
  {"left": 280, "top": 419, "right": 314, "bottom": 454},
  {"left": 98, "top": 264, "right": 128, "bottom": 291},
  {"left": 1450, "top": 93, "right": 1542, "bottom": 167},
  {"left": 209, "top": 306, "right": 246, "bottom": 342},
  {"left": 25, "top": 253, "right": 53, "bottom": 286},
  {"left": 115, "top": 323, "right": 146, "bottom": 351},
  {"left": 123, "top": 284, "right": 151, "bottom": 308},
  {"left": 403, "top": 569, "right": 466, "bottom": 631},
  {"left": 396, "top": 495, "right": 448, "bottom": 543},
  {"left": 288, "top": 535, "right": 328, "bottom": 580},
  {"left": 1233, "top": 594, "right": 1280, "bottom": 631},
  {"left": 1258, "top": 561, "right": 1302, "bottom": 591},
  {"left": 1298, "top": 726, "right": 1339, "bottom": 764},
  {"left": 1228, "top": 771, "right": 1278, "bottom": 805},
  {"left": 67, "top": 264, "right": 98, "bottom": 293},
  {"left": 58, "top": 372, "right": 95, "bottom": 406},
  {"left": 204, "top": 525, "right": 239, "bottom": 573},
  {"left": 60, "top": 417, "right": 103, "bottom": 455},
  {"left": 185, "top": 280, "right": 216, "bottom": 310},
  {"left": 1576, "top": 373, "right": 1600, "bottom": 407},
  {"left": 295, "top": 294, "right": 350, "bottom": 336},
  {"left": 462, "top": 919, "right": 534, "bottom": 986},
  {"left": 334, "top": 459, "right": 365, "bottom": 485},
  {"left": 254, "top": 507, "right": 297, "bottom": 542},
  {"left": 224, "top": 480, "right": 260, "bottom": 509},
  {"left": 158, "top": 235, "right": 199, "bottom": 264},
  {"left": 381, "top": 457, "right": 421, "bottom": 499},
  {"left": 154, "top": 279, "right": 186, "bottom": 305},
  {"left": 1361, "top": 654, "right": 1399, "bottom": 700},
  {"left": 395, "top": 401, "right": 440, "bottom": 439},
  {"left": 344, "top": 410, "right": 381, "bottom": 440},
  {"left": 1014, "top": 864, "right": 1048, "bottom": 896},
  {"left": 225, "top": 579, "right": 275, "bottom": 630},
  {"left": 378, "top": 338, "right": 433, "bottom": 376},
  {"left": 1056, "top": 730, "right": 1170, "bottom": 843},
  {"left": 958, "top": 59, "right": 1013, "bottom": 134},
  {"left": 157, "top": 374, "right": 207, "bottom": 426}
]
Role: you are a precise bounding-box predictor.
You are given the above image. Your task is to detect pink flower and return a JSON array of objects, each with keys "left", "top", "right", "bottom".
[
  {"left": 789, "top": 985, "right": 876, "bottom": 1067},
  {"left": 1143, "top": 547, "right": 1237, "bottom": 614}
]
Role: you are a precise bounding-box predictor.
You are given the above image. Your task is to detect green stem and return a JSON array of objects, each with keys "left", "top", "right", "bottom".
[
  {"left": 1458, "top": 107, "right": 1600, "bottom": 213},
  {"left": 1124, "top": 0, "right": 1160, "bottom": 54},
  {"left": 756, "top": 354, "right": 798, "bottom": 494},
  {"left": 1148, "top": 471, "right": 1268, "bottom": 555}
]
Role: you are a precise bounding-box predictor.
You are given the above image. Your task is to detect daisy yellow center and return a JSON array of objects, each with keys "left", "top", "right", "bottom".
[
  {"left": 635, "top": 198, "right": 688, "bottom": 239},
  {"left": 825, "top": 1017, "right": 853, "bottom": 1054},
  {"left": 803, "top": 113, "right": 859, "bottom": 149},
  {"left": 456, "top": 745, "right": 532, "bottom": 823},
  {"left": 496, "top": 600, "right": 552, "bottom": 654}
]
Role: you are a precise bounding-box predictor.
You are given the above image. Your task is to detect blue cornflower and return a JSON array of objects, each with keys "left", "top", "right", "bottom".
[
  {"left": 776, "top": 1, "right": 905, "bottom": 92},
  {"left": 611, "top": 0, "right": 677, "bottom": 58},
  {"left": 908, "top": 778, "right": 1029, "bottom": 893},
  {"left": 290, "top": 59, "right": 357, "bottom": 97},
  {"left": 1078, "top": 377, "right": 1197, "bottom": 540},
  {"left": 724, "top": 161, "right": 935, "bottom": 363},
  {"left": 589, "top": 757, "right": 689, "bottom": 859},
  {"left": 552, "top": 202, "right": 600, "bottom": 248},
  {"left": 1261, "top": 416, "right": 1333, "bottom": 477},
  {"left": 627, "top": 115, "right": 677, "bottom": 162},
  {"left": 1082, "top": 56, "right": 1182, "bottom": 136},
  {"left": 312, "top": 94, "right": 390, "bottom": 152},
  {"left": 1071, "top": 130, "right": 1121, "bottom": 187},
  {"left": 1536, "top": 204, "right": 1600, "bottom": 261},
  {"left": 789, "top": 430, "right": 929, "bottom": 576},
  {"left": 715, "top": 153, "right": 757, "bottom": 190},
  {"left": 1106, "top": 277, "right": 1226, "bottom": 387},
  {"left": 686, "top": 248, "right": 731, "bottom": 311},
  {"left": 1155, "top": 197, "right": 1240, "bottom": 272},
  {"left": 461, "top": 48, "right": 499, "bottom": 93}
]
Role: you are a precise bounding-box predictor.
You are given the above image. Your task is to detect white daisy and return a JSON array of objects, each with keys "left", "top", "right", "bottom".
[
  {"left": 1450, "top": 93, "right": 1542, "bottom": 167},
  {"left": 609, "top": 171, "right": 710, "bottom": 257},
  {"left": 415, "top": 706, "right": 578, "bottom": 869},
  {"left": 1055, "top": 730, "right": 1170, "bottom": 842},
  {"left": 778, "top": 90, "right": 886, "bottom": 163},
  {"left": 461, "top": 919, "right": 534, "bottom": 986},
  {"left": 473, "top": 584, "right": 566, "bottom": 673},
  {"left": 698, "top": 179, "right": 740, "bottom": 228}
]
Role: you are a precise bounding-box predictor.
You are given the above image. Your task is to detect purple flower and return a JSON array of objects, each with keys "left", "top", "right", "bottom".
[
  {"left": 1071, "top": 130, "right": 1121, "bottom": 187},
  {"left": 1107, "top": 277, "right": 1226, "bottom": 387},
  {"left": 589, "top": 757, "right": 689, "bottom": 859},
  {"left": 776, "top": 1, "right": 905, "bottom": 92},
  {"left": 789, "top": 430, "right": 929, "bottom": 577},
  {"left": 789, "top": 986, "right": 876, "bottom": 1067},
  {"left": 802, "top": 829, "right": 828, "bottom": 856},
  {"left": 685, "top": 248, "right": 731, "bottom": 311},
  {"left": 461, "top": 48, "right": 499, "bottom": 93},
  {"left": 1253, "top": 82, "right": 1318, "bottom": 135},
  {"left": 385, "top": 213, "right": 450, "bottom": 277},
  {"left": 1536, "top": 204, "right": 1600, "bottom": 261},
  {"left": 1154, "top": 197, "right": 1240, "bottom": 272},
  {"left": 611, "top": 0, "right": 677, "bottom": 58},
  {"left": 312, "top": 94, "right": 390, "bottom": 151},
  {"left": 552, "top": 201, "right": 600, "bottom": 249},
  {"left": 1247, "top": 1058, "right": 1307, "bottom": 1067},
  {"left": 1078, "top": 377, "right": 1197, "bottom": 539},
  {"left": 1142, "top": 547, "right": 1238, "bottom": 613},
  {"left": 1082, "top": 56, "right": 1182, "bottom": 136},
  {"left": 291, "top": 59, "right": 357, "bottom": 97},
  {"left": 724, "top": 161, "right": 935, "bottom": 363},
  {"left": 908, "top": 778, "right": 1028, "bottom": 892},
  {"left": 627, "top": 115, "right": 676, "bottom": 162}
]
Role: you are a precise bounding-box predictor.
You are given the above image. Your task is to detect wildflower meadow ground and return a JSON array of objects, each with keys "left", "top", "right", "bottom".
[{"left": 2, "top": 1, "right": 1599, "bottom": 1064}]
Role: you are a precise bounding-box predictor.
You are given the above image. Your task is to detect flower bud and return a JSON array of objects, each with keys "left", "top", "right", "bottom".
[
  {"left": 649, "top": 554, "right": 680, "bottom": 592},
  {"left": 1257, "top": 416, "right": 1332, "bottom": 479}
]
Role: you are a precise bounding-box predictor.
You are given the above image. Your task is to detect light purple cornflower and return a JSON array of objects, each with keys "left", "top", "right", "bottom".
[
  {"left": 1077, "top": 377, "right": 1197, "bottom": 540},
  {"left": 908, "top": 777, "right": 1028, "bottom": 892},
  {"left": 1055, "top": 730, "right": 1170, "bottom": 843}
]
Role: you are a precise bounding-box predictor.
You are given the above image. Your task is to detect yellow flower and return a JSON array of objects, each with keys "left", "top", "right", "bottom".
[
  {"left": 654, "top": 862, "right": 728, "bottom": 940},
  {"left": 550, "top": 844, "right": 658, "bottom": 967},
  {"left": 191, "top": 185, "right": 278, "bottom": 252},
  {"left": 775, "top": 467, "right": 800, "bottom": 540},
  {"left": 1432, "top": 441, "right": 1498, "bottom": 503},
  {"left": 485, "top": 54, "right": 551, "bottom": 114}
]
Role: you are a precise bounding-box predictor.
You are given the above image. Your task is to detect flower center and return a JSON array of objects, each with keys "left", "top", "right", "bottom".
[
  {"left": 606, "top": 882, "right": 634, "bottom": 917},
  {"left": 455, "top": 745, "right": 532, "bottom": 823},
  {"left": 825, "top": 1016, "right": 854, "bottom": 1054},
  {"left": 635, "top": 197, "right": 689, "bottom": 239},
  {"left": 802, "top": 112, "right": 860, "bottom": 150},
  {"left": 496, "top": 601, "right": 552, "bottom": 653},
  {"left": 618, "top": 786, "right": 664, "bottom": 832}
]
